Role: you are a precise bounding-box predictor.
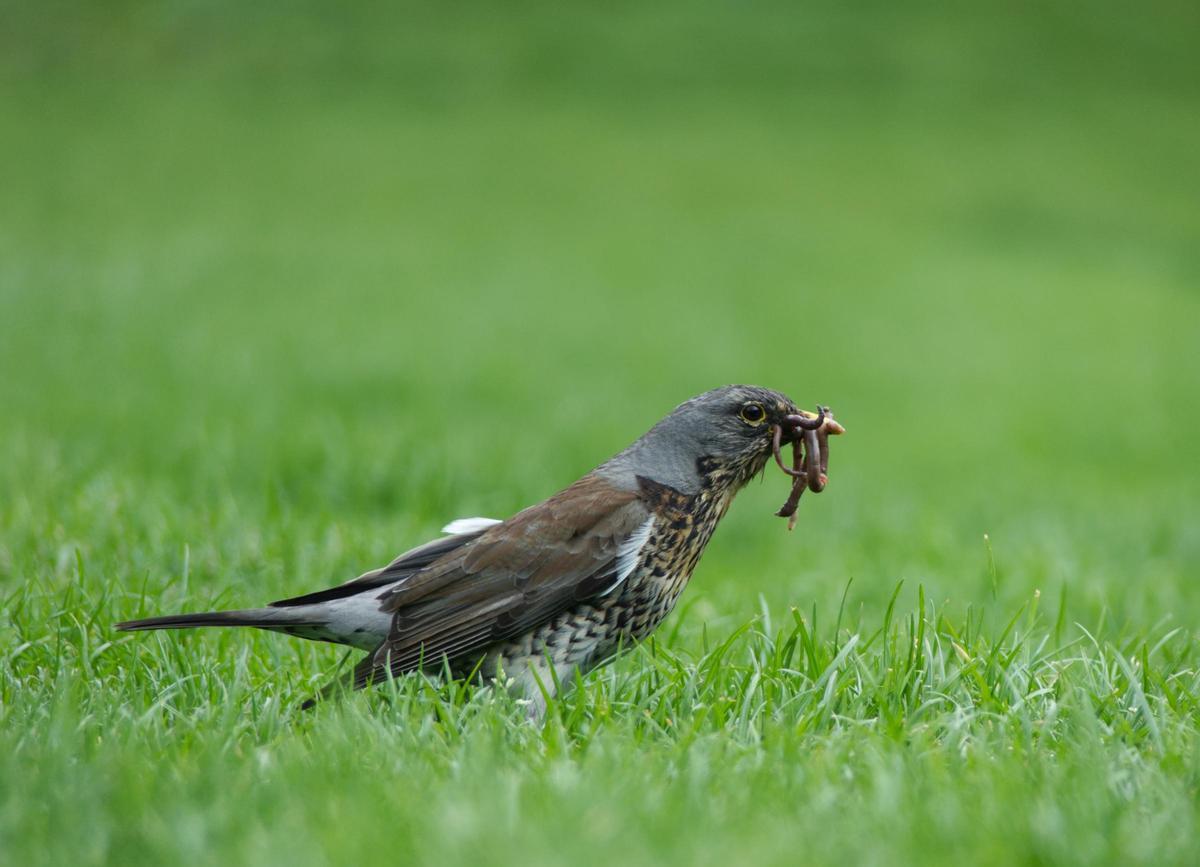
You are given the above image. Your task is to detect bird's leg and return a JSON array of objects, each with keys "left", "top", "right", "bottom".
[{"left": 503, "top": 656, "right": 578, "bottom": 723}]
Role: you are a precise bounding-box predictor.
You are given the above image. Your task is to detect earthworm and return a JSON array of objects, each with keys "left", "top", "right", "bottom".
[
  {"left": 774, "top": 440, "right": 807, "bottom": 530},
  {"left": 804, "top": 428, "right": 824, "bottom": 493},
  {"left": 772, "top": 423, "right": 805, "bottom": 478},
  {"left": 773, "top": 407, "right": 841, "bottom": 529}
]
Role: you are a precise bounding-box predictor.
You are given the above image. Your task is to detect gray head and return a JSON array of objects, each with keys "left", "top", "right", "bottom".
[{"left": 600, "top": 385, "right": 811, "bottom": 495}]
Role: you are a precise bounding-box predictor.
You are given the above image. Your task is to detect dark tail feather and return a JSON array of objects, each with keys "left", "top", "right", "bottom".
[
  {"left": 115, "top": 608, "right": 302, "bottom": 632},
  {"left": 116, "top": 609, "right": 367, "bottom": 711}
]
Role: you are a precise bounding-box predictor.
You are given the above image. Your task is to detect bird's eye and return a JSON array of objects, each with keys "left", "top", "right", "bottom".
[{"left": 739, "top": 403, "right": 766, "bottom": 425}]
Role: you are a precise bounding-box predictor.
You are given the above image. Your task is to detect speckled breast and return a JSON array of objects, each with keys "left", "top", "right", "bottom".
[{"left": 482, "top": 459, "right": 754, "bottom": 680}]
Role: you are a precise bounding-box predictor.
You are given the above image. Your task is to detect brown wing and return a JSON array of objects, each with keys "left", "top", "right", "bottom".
[{"left": 351, "top": 473, "right": 650, "bottom": 689}]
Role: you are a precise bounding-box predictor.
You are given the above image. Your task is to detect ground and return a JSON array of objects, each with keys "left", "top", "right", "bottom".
[{"left": 2, "top": 2, "right": 1199, "bottom": 865}]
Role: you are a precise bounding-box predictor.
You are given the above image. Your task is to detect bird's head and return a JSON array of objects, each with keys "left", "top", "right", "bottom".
[{"left": 603, "top": 385, "right": 844, "bottom": 519}]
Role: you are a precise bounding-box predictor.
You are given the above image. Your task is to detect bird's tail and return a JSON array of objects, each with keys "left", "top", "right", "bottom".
[
  {"left": 115, "top": 607, "right": 309, "bottom": 633},
  {"left": 116, "top": 607, "right": 383, "bottom": 711}
]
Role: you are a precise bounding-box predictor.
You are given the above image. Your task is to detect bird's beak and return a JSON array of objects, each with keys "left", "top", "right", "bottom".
[{"left": 782, "top": 409, "right": 845, "bottom": 440}]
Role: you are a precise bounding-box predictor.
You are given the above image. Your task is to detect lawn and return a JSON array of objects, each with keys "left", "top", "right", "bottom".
[{"left": 2, "top": 2, "right": 1199, "bottom": 865}]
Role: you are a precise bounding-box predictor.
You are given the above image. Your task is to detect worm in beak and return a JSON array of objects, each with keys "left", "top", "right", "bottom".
[{"left": 771, "top": 406, "right": 844, "bottom": 530}]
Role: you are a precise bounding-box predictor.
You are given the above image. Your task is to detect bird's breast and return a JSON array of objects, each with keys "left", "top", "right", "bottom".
[{"left": 615, "top": 488, "right": 731, "bottom": 629}]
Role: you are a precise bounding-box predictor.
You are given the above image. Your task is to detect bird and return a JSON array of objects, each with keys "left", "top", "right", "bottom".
[{"left": 116, "top": 385, "right": 844, "bottom": 716}]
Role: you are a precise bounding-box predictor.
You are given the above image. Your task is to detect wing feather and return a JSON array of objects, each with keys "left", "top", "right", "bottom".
[
  {"left": 270, "top": 524, "right": 493, "bottom": 608},
  {"left": 360, "top": 473, "right": 651, "bottom": 685}
]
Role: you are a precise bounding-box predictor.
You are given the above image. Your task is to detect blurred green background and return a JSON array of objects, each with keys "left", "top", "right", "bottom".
[
  {"left": 2, "top": 1, "right": 1199, "bottom": 864},
  {"left": 3, "top": 0, "right": 1197, "bottom": 620}
]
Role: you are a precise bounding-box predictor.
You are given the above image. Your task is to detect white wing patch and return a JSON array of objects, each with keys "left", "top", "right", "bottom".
[
  {"left": 601, "top": 516, "right": 656, "bottom": 597},
  {"left": 442, "top": 517, "right": 503, "bottom": 535}
]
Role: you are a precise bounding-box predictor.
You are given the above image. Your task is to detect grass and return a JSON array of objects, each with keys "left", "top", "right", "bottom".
[{"left": 2, "top": 1, "right": 1199, "bottom": 864}]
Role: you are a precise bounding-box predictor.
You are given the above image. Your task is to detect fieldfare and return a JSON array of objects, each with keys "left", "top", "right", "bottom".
[{"left": 117, "top": 385, "right": 844, "bottom": 715}]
